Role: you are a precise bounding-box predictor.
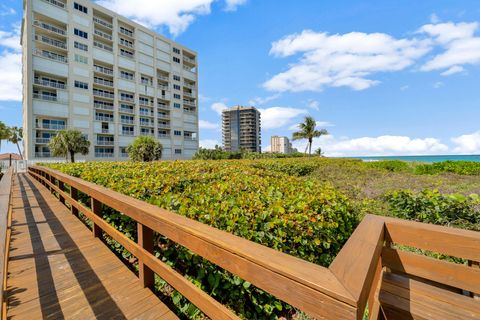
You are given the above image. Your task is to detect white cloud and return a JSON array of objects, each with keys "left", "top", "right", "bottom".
[
  {"left": 0, "top": 24, "right": 22, "bottom": 101},
  {"left": 248, "top": 93, "right": 280, "bottom": 106},
  {"left": 420, "top": 22, "right": 480, "bottom": 73},
  {"left": 199, "top": 139, "right": 221, "bottom": 149},
  {"left": 430, "top": 13, "right": 440, "bottom": 24},
  {"left": 440, "top": 65, "right": 464, "bottom": 76},
  {"left": 400, "top": 85, "right": 409, "bottom": 91},
  {"left": 211, "top": 102, "right": 228, "bottom": 115},
  {"left": 0, "top": 6, "right": 15, "bottom": 17},
  {"left": 306, "top": 99, "right": 320, "bottom": 111},
  {"left": 224, "top": 0, "right": 247, "bottom": 11},
  {"left": 258, "top": 107, "right": 307, "bottom": 129},
  {"left": 95, "top": 0, "right": 246, "bottom": 36},
  {"left": 292, "top": 135, "right": 449, "bottom": 157},
  {"left": 288, "top": 120, "right": 334, "bottom": 131},
  {"left": 264, "top": 30, "right": 431, "bottom": 92},
  {"left": 199, "top": 119, "right": 220, "bottom": 129},
  {"left": 433, "top": 81, "right": 444, "bottom": 89},
  {"left": 451, "top": 131, "right": 480, "bottom": 154}
]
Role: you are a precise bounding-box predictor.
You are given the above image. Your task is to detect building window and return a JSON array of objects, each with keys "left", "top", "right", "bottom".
[
  {"left": 173, "top": 94, "right": 181, "bottom": 99},
  {"left": 175, "top": 149, "right": 182, "bottom": 154},
  {"left": 173, "top": 103, "right": 181, "bottom": 109},
  {"left": 173, "top": 47, "right": 181, "bottom": 54},
  {"left": 173, "top": 75, "right": 181, "bottom": 81},
  {"left": 122, "top": 125, "right": 134, "bottom": 135},
  {"left": 174, "top": 130, "right": 182, "bottom": 136},
  {"left": 74, "top": 28, "right": 88, "bottom": 39},
  {"left": 74, "top": 41, "right": 88, "bottom": 51},
  {"left": 74, "top": 54, "right": 88, "bottom": 64},
  {"left": 74, "top": 2, "right": 88, "bottom": 14},
  {"left": 120, "top": 48, "right": 134, "bottom": 59},
  {"left": 120, "top": 70, "right": 134, "bottom": 80},
  {"left": 74, "top": 80, "right": 88, "bottom": 90},
  {"left": 173, "top": 57, "right": 180, "bottom": 63},
  {"left": 173, "top": 84, "right": 181, "bottom": 90}
]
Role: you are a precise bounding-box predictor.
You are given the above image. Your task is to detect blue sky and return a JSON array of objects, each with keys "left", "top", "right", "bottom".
[{"left": 1, "top": 0, "right": 480, "bottom": 156}]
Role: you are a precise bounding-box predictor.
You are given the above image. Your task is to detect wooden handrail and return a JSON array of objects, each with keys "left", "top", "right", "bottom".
[
  {"left": 26, "top": 165, "right": 480, "bottom": 319},
  {"left": 0, "top": 168, "right": 14, "bottom": 319}
]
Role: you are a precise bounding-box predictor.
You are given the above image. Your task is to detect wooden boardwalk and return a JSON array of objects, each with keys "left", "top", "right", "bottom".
[{"left": 5, "top": 173, "right": 178, "bottom": 319}]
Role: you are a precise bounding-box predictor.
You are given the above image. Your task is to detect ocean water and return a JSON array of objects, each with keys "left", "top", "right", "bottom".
[{"left": 352, "top": 155, "right": 480, "bottom": 163}]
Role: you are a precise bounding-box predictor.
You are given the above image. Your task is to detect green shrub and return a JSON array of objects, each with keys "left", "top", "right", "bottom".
[
  {"left": 385, "top": 189, "right": 480, "bottom": 230},
  {"left": 45, "top": 160, "right": 358, "bottom": 319},
  {"left": 366, "top": 160, "right": 413, "bottom": 173},
  {"left": 415, "top": 161, "right": 480, "bottom": 175}
]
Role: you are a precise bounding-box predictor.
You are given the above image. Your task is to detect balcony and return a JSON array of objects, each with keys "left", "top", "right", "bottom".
[
  {"left": 158, "top": 104, "right": 170, "bottom": 110},
  {"left": 140, "top": 131, "right": 154, "bottom": 137},
  {"left": 34, "top": 78, "right": 65, "bottom": 90},
  {"left": 94, "top": 29, "right": 113, "bottom": 41},
  {"left": 158, "top": 124, "right": 170, "bottom": 129},
  {"left": 184, "top": 136, "right": 196, "bottom": 141},
  {"left": 94, "top": 102, "right": 114, "bottom": 111},
  {"left": 120, "top": 152, "right": 129, "bottom": 158},
  {"left": 93, "top": 90, "right": 114, "bottom": 99},
  {"left": 33, "top": 49, "right": 67, "bottom": 63},
  {"left": 94, "top": 78, "right": 114, "bottom": 87},
  {"left": 96, "top": 140, "right": 114, "bottom": 146},
  {"left": 41, "top": 0, "right": 65, "bottom": 9},
  {"left": 139, "top": 100, "right": 153, "bottom": 107},
  {"left": 158, "top": 133, "right": 170, "bottom": 138},
  {"left": 34, "top": 34, "right": 67, "bottom": 50},
  {"left": 33, "top": 20, "right": 66, "bottom": 36},
  {"left": 121, "top": 130, "right": 134, "bottom": 136},
  {"left": 140, "top": 121, "right": 154, "bottom": 127},
  {"left": 33, "top": 93, "right": 62, "bottom": 103},
  {"left": 183, "top": 108, "right": 196, "bottom": 114},
  {"left": 119, "top": 107, "right": 134, "bottom": 114},
  {"left": 120, "top": 96, "right": 135, "bottom": 103},
  {"left": 140, "top": 110, "right": 154, "bottom": 117},
  {"left": 157, "top": 75, "right": 169, "bottom": 82},
  {"left": 183, "top": 56, "right": 196, "bottom": 65},
  {"left": 120, "top": 50, "right": 134, "bottom": 59},
  {"left": 119, "top": 28, "right": 134, "bottom": 38},
  {"left": 120, "top": 118, "right": 134, "bottom": 125},
  {"left": 183, "top": 82, "right": 195, "bottom": 89},
  {"left": 183, "top": 100, "right": 196, "bottom": 107},
  {"left": 183, "top": 91, "right": 194, "bottom": 98},
  {"left": 119, "top": 39, "right": 134, "bottom": 49},
  {"left": 94, "top": 41, "right": 113, "bottom": 52},
  {"left": 36, "top": 123, "right": 65, "bottom": 130},
  {"left": 95, "top": 115, "right": 114, "bottom": 122},
  {"left": 93, "top": 16, "right": 113, "bottom": 29},
  {"left": 94, "top": 65, "right": 114, "bottom": 76},
  {"left": 158, "top": 84, "right": 169, "bottom": 91},
  {"left": 157, "top": 113, "right": 169, "bottom": 119},
  {"left": 35, "top": 152, "right": 52, "bottom": 158},
  {"left": 35, "top": 138, "right": 51, "bottom": 144},
  {"left": 95, "top": 152, "right": 114, "bottom": 158}
]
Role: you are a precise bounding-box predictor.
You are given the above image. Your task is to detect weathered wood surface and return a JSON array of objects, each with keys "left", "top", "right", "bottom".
[
  {"left": 5, "top": 173, "right": 178, "bottom": 319},
  {"left": 0, "top": 168, "right": 13, "bottom": 317}
]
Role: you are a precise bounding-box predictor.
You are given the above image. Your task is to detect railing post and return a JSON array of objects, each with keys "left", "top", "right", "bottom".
[
  {"left": 70, "top": 187, "right": 79, "bottom": 217},
  {"left": 58, "top": 180, "right": 65, "bottom": 205},
  {"left": 91, "top": 198, "right": 103, "bottom": 238},
  {"left": 138, "top": 223, "right": 154, "bottom": 289},
  {"left": 469, "top": 260, "right": 480, "bottom": 299}
]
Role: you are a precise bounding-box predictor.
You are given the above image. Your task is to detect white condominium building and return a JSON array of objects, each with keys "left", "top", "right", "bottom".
[
  {"left": 271, "top": 136, "right": 292, "bottom": 154},
  {"left": 21, "top": 0, "right": 199, "bottom": 161}
]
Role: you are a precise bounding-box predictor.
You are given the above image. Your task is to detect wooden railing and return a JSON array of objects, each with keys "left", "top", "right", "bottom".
[
  {"left": 0, "top": 168, "right": 14, "bottom": 318},
  {"left": 27, "top": 166, "right": 480, "bottom": 319}
]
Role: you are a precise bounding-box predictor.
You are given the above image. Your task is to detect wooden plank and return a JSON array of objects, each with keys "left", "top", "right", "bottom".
[
  {"left": 91, "top": 198, "right": 103, "bottom": 238},
  {"left": 29, "top": 166, "right": 358, "bottom": 319},
  {"left": 138, "top": 223, "right": 154, "bottom": 289},
  {"left": 329, "top": 214, "right": 385, "bottom": 319},
  {"left": 0, "top": 167, "right": 13, "bottom": 317},
  {"left": 382, "top": 247, "right": 480, "bottom": 294},
  {"left": 384, "top": 217, "right": 480, "bottom": 262},
  {"left": 367, "top": 258, "right": 383, "bottom": 320}
]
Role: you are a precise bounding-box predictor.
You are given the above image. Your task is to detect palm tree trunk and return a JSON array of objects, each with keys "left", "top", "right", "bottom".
[
  {"left": 308, "top": 138, "right": 312, "bottom": 156},
  {"left": 70, "top": 150, "right": 75, "bottom": 163},
  {"left": 16, "top": 143, "right": 23, "bottom": 160}
]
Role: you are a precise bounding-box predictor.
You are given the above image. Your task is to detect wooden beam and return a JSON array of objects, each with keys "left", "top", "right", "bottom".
[
  {"left": 138, "top": 223, "right": 154, "bottom": 290},
  {"left": 0, "top": 168, "right": 13, "bottom": 318}
]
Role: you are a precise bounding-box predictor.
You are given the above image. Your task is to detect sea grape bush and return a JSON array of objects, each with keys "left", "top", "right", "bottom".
[
  {"left": 45, "top": 160, "right": 358, "bottom": 319},
  {"left": 415, "top": 160, "right": 480, "bottom": 175}
]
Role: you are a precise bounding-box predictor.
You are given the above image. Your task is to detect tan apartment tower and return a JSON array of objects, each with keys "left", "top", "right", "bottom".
[
  {"left": 21, "top": 0, "right": 199, "bottom": 161},
  {"left": 222, "top": 106, "right": 261, "bottom": 152},
  {"left": 271, "top": 136, "right": 292, "bottom": 154}
]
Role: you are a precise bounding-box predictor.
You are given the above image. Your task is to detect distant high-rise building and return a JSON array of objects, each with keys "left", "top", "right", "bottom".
[
  {"left": 222, "top": 106, "right": 261, "bottom": 152},
  {"left": 271, "top": 136, "right": 292, "bottom": 154},
  {"left": 22, "top": 0, "right": 199, "bottom": 161}
]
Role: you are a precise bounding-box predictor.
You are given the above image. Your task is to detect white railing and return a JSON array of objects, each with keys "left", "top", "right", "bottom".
[
  {"left": 95, "top": 115, "right": 114, "bottom": 122},
  {"left": 121, "top": 131, "right": 134, "bottom": 136},
  {"left": 139, "top": 100, "right": 153, "bottom": 106},
  {"left": 34, "top": 34, "right": 67, "bottom": 49},
  {"left": 94, "top": 78, "right": 114, "bottom": 87},
  {"left": 183, "top": 82, "right": 195, "bottom": 89},
  {"left": 33, "top": 49, "right": 67, "bottom": 63},
  {"left": 94, "top": 102, "right": 114, "bottom": 110},
  {"left": 35, "top": 138, "right": 51, "bottom": 144},
  {"left": 120, "top": 50, "right": 134, "bottom": 59},
  {"left": 119, "top": 39, "right": 134, "bottom": 48},
  {"left": 94, "top": 41, "right": 113, "bottom": 52},
  {"left": 183, "top": 100, "right": 196, "bottom": 106},
  {"left": 34, "top": 78, "right": 66, "bottom": 89},
  {"left": 33, "top": 20, "right": 66, "bottom": 35},
  {"left": 94, "top": 29, "right": 113, "bottom": 41},
  {"left": 35, "top": 152, "right": 52, "bottom": 158},
  {"left": 33, "top": 93, "right": 60, "bottom": 102},
  {"left": 95, "top": 152, "right": 114, "bottom": 158},
  {"left": 140, "top": 121, "right": 153, "bottom": 127},
  {"left": 93, "top": 16, "right": 113, "bottom": 29},
  {"left": 184, "top": 136, "right": 197, "bottom": 141},
  {"left": 119, "top": 28, "right": 134, "bottom": 37},
  {"left": 93, "top": 90, "right": 114, "bottom": 99},
  {"left": 120, "top": 96, "right": 135, "bottom": 102},
  {"left": 140, "top": 131, "right": 154, "bottom": 136},
  {"left": 94, "top": 65, "right": 114, "bottom": 75},
  {"left": 158, "top": 133, "right": 169, "bottom": 138},
  {"left": 96, "top": 140, "right": 114, "bottom": 146},
  {"left": 158, "top": 104, "right": 170, "bottom": 109},
  {"left": 41, "top": 0, "right": 65, "bottom": 9},
  {"left": 120, "top": 152, "right": 129, "bottom": 158},
  {"left": 157, "top": 113, "right": 169, "bottom": 119},
  {"left": 183, "top": 56, "right": 196, "bottom": 64},
  {"left": 183, "top": 91, "right": 194, "bottom": 97},
  {"left": 183, "top": 109, "right": 196, "bottom": 114},
  {"left": 158, "top": 75, "right": 169, "bottom": 81},
  {"left": 120, "top": 118, "right": 134, "bottom": 124},
  {"left": 158, "top": 84, "right": 169, "bottom": 90},
  {"left": 158, "top": 124, "right": 170, "bottom": 129},
  {"left": 36, "top": 123, "right": 65, "bottom": 130},
  {"left": 119, "top": 107, "right": 134, "bottom": 114},
  {"left": 140, "top": 110, "right": 154, "bottom": 116}
]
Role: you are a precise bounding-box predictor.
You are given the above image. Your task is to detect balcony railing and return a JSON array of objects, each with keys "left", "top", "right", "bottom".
[
  {"left": 158, "top": 124, "right": 170, "bottom": 129},
  {"left": 140, "top": 110, "right": 154, "bottom": 117},
  {"left": 120, "top": 50, "right": 134, "bottom": 59},
  {"left": 120, "top": 119, "right": 134, "bottom": 124},
  {"left": 34, "top": 78, "right": 66, "bottom": 89},
  {"left": 121, "top": 131, "right": 134, "bottom": 136},
  {"left": 158, "top": 84, "right": 169, "bottom": 90},
  {"left": 119, "top": 107, "right": 134, "bottom": 114},
  {"left": 158, "top": 133, "right": 169, "bottom": 138},
  {"left": 95, "top": 115, "right": 114, "bottom": 122},
  {"left": 120, "top": 96, "right": 134, "bottom": 103},
  {"left": 94, "top": 41, "right": 113, "bottom": 52},
  {"left": 140, "top": 121, "right": 154, "bottom": 127},
  {"left": 94, "top": 65, "right": 114, "bottom": 76},
  {"left": 94, "top": 102, "right": 114, "bottom": 111},
  {"left": 119, "top": 39, "right": 134, "bottom": 48},
  {"left": 36, "top": 123, "right": 65, "bottom": 130},
  {"left": 93, "top": 90, "right": 114, "bottom": 99},
  {"left": 33, "top": 49, "right": 67, "bottom": 63},
  {"left": 184, "top": 136, "right": 196, "bottom": 141},
  {"left": 157, "top": 75, "right": 169, "bottom": 81},
  {"left": 34, "top": 152, "right": 52, "bottom": 158},
  {"left": 95, "top": 152, "right": 114, "bottom": 158},
  {"left": 35, "top": 138, "right": 51, "bottom": 144},
  {"left": 33, "top": 93, "right": 60, "bottom": 102},
  {"left": 96, "top": 140, "right": 114, "bottom": 146},
  {"left": 119, "top": 28, "right": 134, "bottom": 37},
  {"left": 139, "top": 100, "right": 153, "bottom": 107},
  {"left": 139, "top": 131, "right": 154, "bottom": 136},
  {"left": 183, "top": 91, "right": 194, "bottom": 98},
  {"left": 93, "top": 16, "right": 113, "bottom": 29},
  {"left": 183, "top": 82, "right": 195, "bottom": 89},
  {"left": 94, "top": 29, "right": 113, "bottom": 41},
  {"left": 33, "top": 20, "right": 66, "bottom": 36},
  {"left": 34, "top": 34, "right": 67, "bottom": 49},
  {"left": 183, "top": 108, "right": 196, "bottom": 114},
  {"left": 41, "top": 0, "right": 65, "bottom": 9},
  {"left": 120, "top": 152, "right": 129, "bottom": 158},
  {"left": 183, "top": 100, "right": 196, "bottom": 107},
  {"left": 183, "top": 56, "right": 196, "bottom": 64},
  {"left": 94, "top": 78, "right": 114, "bottom": 87},
  {"left": 157, "top": 113, "right": 169, "bottom": 119},
  {"left": 158, "top": 104, "right": 170, "bottom": 110}
]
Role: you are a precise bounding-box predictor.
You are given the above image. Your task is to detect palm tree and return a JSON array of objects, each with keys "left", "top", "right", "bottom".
[
  {"left": 7, "top": 127, "right": 23, "bottom": 159},
  {"left": 0, "top": 121, "right": 9, "bottom": 152},
  {"left": 292, "top": 116, "right": 329, "bottom": 156},
  {"left": 48, "top": 130, "right": 90, "bottom": 163},
  {"left": 126, "top": 136, "right": 163, "bottom": 162}
]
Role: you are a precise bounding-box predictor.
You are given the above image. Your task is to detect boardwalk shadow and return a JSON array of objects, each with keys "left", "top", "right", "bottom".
[{"left": 12, "top": 174, "right": 127, "bottom": 319}]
